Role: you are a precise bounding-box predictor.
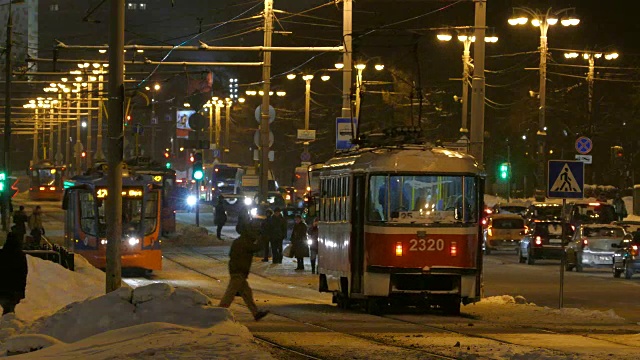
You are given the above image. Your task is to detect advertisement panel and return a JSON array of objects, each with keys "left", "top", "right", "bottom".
[{"left": 176, "top": 109, "right": 195, "bottom": 139}]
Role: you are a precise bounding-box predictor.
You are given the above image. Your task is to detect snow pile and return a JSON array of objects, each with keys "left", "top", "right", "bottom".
[
  {"left": 165, "top": 223, "right": 224, "bottom": 246},
  {"left": 1, "top": 283, "right": 272, "bottom": 359},
  {"left": 13, "top": 255, "right": 105, "bottom": 323}
]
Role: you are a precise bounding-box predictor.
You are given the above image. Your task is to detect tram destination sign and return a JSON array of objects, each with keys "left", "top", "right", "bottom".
[{"left": 96, "top": 187, "right": 144, "bottom": 199}]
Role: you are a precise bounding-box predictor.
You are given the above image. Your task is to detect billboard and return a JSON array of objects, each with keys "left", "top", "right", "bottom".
[{"left": 176, "top": 109, "right": 195, "bottom": 139}]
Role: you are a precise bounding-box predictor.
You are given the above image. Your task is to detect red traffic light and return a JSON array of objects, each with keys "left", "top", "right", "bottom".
[
  {"left": 189, "top": 154, "right": 195, "bottom": 162},
  {"left": 164, "top": 152, "right": 170, "bottom": 158},
  {"left": 81, "top": 151, "right": 87, "bottom": 158}
]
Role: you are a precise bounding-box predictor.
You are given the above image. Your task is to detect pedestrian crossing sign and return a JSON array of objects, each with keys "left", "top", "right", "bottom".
[{"left": 548, "top": 160, "right": 584, "bottom": 199}]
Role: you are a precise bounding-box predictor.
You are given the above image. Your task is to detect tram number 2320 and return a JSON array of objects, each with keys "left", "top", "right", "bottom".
[{"left": 409, "top": 238, "right": 445, "bottom": 251}]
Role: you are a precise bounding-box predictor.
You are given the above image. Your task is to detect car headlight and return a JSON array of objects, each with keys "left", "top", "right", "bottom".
[
  {"left": 127, "top": 237, "right": 140, "bottom": 246},
  {"left": 100, "top": 239, "right": 108, "bottom": 245},
  {"left": 186, "top": 195, "right": 197, "bottom": 206},
  {"left": 307, "top": 239, "right": 312, "bottom": 246},
  {"left": 217, "top": 181, "right": 225, "bottom": 187},
  {"left": 250, "top": 207, "right": 258, "bottom": 217},
  {"left": 244, "top": 197, "right": 253, "bottom": 206}
]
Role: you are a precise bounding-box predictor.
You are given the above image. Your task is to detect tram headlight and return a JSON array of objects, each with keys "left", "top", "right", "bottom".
[
  {"left": 307, "top": 239, "right": 312, "bottom": 246},
  {"left": 250, "top": 207, "right": 258, "bottom": 217},
  {"left": 244, "top": 197, "right": 253, "bottom": 206},
  {"left": 100, "top": 239, "right": 108, "bottom": 245},
  {"left": 186, "top": 195, "right": 197, "bottom": 207},
  {"left": 127, "top": 237, "right": 140, "bottom": 246}
]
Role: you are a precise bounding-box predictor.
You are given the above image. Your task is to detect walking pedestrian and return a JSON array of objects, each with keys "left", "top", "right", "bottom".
[
  {"left": 613, "top": 193, "right": 627, "bottom": 221},
  {"left": 261, "top": 209, "right": 274, "bottom": 262},
  {"left": 271, "top": 207, "right": 287, "bottom": 264},
  {"left": 12, "top": 206, "right": 28, "bottom": 241},
  {"left": 0, "top": 232, "right": 28, "bottom": 315},
  {"left": 308, "top": 217, "right": 319, "bottom": 274},
  {"left": 28, "top": 206, "right": 44, "bottom": 247},
  {"left": 290, "top": 214, "right": 308, "bottom": 271},
  {"left": 214, "top": 196, "right": 228, "bottom": 240},
  {"left": 218, "top": 218, "right": 269, "bottom": 321}
]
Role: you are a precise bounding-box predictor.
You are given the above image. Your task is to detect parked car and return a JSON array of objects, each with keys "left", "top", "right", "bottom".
[
  {"left": 612, "top": 231, "right": 640, "bottom": 279},
  {"left": 518, "top": 220, "right": 573, "bottom": 265},
  {"left": 483, "top": 214, "right": 526, "bottom": 254},
  {"left": 565, "top": 201, "right": 617, "bottom": 228},
  {"left": 565, "top": 224, "right": 625, "bottom": 272},
  {"left": 492, "top": 202, "right": 529, "bottom": 217},
  {"left": 612, "top": 220, "right": 640, "bottom": 234},
  {"left": 525, "top": 202, "right": 563, "bottom": 223}
]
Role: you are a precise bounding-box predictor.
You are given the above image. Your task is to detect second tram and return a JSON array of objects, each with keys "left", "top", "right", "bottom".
[
  {"left": 29, "top": 160, "right": 66, "bottom": 201},
  {"left": 62, "top": 171, "right": 162, "bottom": 271},
  {"left": 312, "top": 144, "right": 484, "bottom": 315}
]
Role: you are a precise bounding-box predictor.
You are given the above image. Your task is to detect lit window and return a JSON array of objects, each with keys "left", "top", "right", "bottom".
[
  {"left": 127, "top": 3, "right": 137, "bottom": 10},
  {"left": 139, "top": 3, "right": 147, "bottom": 10},
  {"left": 49, "top": 4, "right": 59, "bottom": 11}
]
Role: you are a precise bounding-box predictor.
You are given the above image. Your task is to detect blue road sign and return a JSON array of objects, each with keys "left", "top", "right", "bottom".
[
  {"left": 212, "top": 149, "right": 221, "bottom": 158},
  {"left": 548, "top": 160, "right": 584, "bottom": 199},
  {"left": 336, "top": 117, "right": 358, "bottom": 150},
  {"left": 575, "top": 136, "right": 592, "bottom": 155}
]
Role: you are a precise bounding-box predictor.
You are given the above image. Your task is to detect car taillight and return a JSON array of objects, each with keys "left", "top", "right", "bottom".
[
  {"left": 285, "top": 194, "right": 291, "bottom": 200},
  {"left": 487, "top": 226, "right": 492, "bottom": 236},
  {"left": 49, "top": 186, "right": 56, "bottom": 191},
  {"left": 582, "top": 238, "right": 588, "bottom": 248},
  {"left": 632, "top": 245, "right": 639, "bottom": 257},
  {"left": 535, "top": 236, "right": 543, "bottom": 246},
  {"left": 450, "top": 241, "right": 457, "bottom": 256},
  {"left": 39, "top": 186, "right": 45, "bottom": 191},
  {"left": 395, "top": 242, "right": 403, "bottom": 257},
  {"left": 481, "top": 218, "right": 487, "bottom": 226},
  {"left": 571, "top": 225, "right": 575, "bottom": 231}
]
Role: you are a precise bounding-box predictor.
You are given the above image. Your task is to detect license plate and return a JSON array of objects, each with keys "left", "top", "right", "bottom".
[{"left": 549, "top": 239, "right": 562, "bottom": 244}]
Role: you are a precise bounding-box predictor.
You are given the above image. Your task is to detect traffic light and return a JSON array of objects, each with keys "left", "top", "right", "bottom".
[
  {"left": 611, "top": 145, "right": 624, "bottom": 159},
  {"left": 81, "top": 151, "right": 87, "bottom": 158},
  {"left": 0, "top": 172, "right": 5, "bottom": 193},
  {"left": 165, "top": 162, "right": 171, "bottom": 169},
  {"left": 192, "top": 152, "right": 204, "bottom": 181},
  {"left": 499, "top": 162, "right": 510, "bottom": 181},
  {"left": 125, "top": 115, "right": 131, "bottom": 126},
  {"left": 189, "top": 153, "right": 195, "bottom": 163},
  {"left": 164, "top": 151, "right": 170, "bottom": 159}
]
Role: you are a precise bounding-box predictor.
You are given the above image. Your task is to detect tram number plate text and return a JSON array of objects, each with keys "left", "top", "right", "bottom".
[{"left": 409, "top": 238, "right": 445, "bottom": 251}]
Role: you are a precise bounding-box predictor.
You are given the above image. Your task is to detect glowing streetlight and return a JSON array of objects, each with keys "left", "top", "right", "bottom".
[{"left": 286, "top": 73, "right": 296, "bottom": 80}]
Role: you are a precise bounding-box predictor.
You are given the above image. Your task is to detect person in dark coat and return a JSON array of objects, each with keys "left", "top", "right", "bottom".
[
  {"left": 28, "top": 205, "right": 44, "bottom": 247},
  {"left": 214, "top": 196, "right": 228, "bottom": 240},
  {"left": 236, "top": 206, "right": 252, "bottom": 236},
  {"left": 290, "top": 214, "right": 308, "bottom": 271},
  {"left": 308, "top": 217, "right": 319, "bottom": 274},
  {"left": 261, "top": 209, "right": 274, "bottom": 262},
  {"left": 0, "top": 232, "right": 28, "bottom": 315},
  {"left": 271, "top": 207, "right": 287, "bottom": 264},
  {"left": 219, "top": 219, "right": 269, "bottom": 321},
  {"left": 12, "top": 206, "right": 28, "bottom": 241}
]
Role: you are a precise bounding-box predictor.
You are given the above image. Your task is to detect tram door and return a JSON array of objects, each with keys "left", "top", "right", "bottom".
[{"left": 350, "top": 175, "right": 366, "bottom": 294}]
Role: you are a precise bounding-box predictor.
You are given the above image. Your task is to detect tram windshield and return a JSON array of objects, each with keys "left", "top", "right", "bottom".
[
  {"left": 32, "top": 168, "right": 62, "bottom": 187},
  {"left": 80, "top": 188, "right": 158, "bottom": 237},
  {"left": 369, "top": 175, "right": 478, "bottom": 224}
]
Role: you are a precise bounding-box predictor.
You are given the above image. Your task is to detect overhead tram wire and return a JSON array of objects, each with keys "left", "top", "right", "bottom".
[
  {"left": 548, "top": 71, "right": 640, "bottom": 83},
  {"left": 136, "top": 1, "right": 263, "bottom": 89}
]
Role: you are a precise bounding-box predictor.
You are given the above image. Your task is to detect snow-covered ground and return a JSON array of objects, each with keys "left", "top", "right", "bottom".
[{"left": 0, "top": 255, "right": 271, "bottom": 359}]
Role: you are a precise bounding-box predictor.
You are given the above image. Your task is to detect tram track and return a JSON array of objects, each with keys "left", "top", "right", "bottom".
[{"left": 162, "top": 249, "right": 461, "bottom": 360}]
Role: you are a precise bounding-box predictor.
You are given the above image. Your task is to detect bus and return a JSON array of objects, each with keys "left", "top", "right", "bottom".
[
  {"left": 29, "top": 160, "right": 66, "bottom": 201},
  {"left": 62, "top": 171, "right": 162, "bottom": 272},
  {"left": 312, "top": 143, "right": 484, "bottom": 315}
]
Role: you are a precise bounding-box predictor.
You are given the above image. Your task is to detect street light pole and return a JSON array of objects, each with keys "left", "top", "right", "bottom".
[
  {"left": 460, "top": 38, "right": 472, "bottom": 135},
  {"left": 470, "top": 0, "right": 486, "bottom": 164},
  {"left": 354, "top": 65, "right": 364, "bottom": 120},
  {"left": 509, "top": 7, "right": 579, "bottom": 191},
  {"left": 259, "top": 0, "right": 274, "bottom": 203},
  {"left": 341, "top": 0, "right": 352, "bottom": 119},
  {"left": 95, "top": 67, "right": 106, "bottom": 162},
  {"left": 32, "top": 108, "right": 40, "bottom": 164},
  {"left": 74, "top": 83, "right": 83, "bottom": 174},
  {"left": 224, "top": 99, "right": 232, "bottom": 162}
]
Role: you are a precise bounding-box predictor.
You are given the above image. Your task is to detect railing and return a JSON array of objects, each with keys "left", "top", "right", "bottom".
[{"left": 23, "top": 235, "right": 75, "bottom": 271}]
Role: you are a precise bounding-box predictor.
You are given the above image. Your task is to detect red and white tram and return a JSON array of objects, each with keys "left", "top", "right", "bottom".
[{"left": 312, "top": 143, "right": 484, "bottom": 315}]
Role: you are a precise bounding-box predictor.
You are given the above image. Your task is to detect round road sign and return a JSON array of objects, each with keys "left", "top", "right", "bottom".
[
  {"left": 300, "top": 151, "right": 311, "bottom": 162},
  {"left": 575, "top": 136, "right": 592, "bottom": 155},
  {"left": 254, "top": 105, "right": 276, "bottom": 124},
  {"left": 254, "top": 130, "right": 274, "bottom": 147}
]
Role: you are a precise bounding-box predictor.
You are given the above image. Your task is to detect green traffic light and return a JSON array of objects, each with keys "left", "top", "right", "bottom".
[
  {"left": 499, "top": 163, "right": 509, "bottom": 180},
  {"left": 193, "top": 170, "right": 204, "bottom": 180},
  {"left": 165, "top": 162, "right": 171, "bottom": 169},
  {"left": 0, "top": 172, "right": 5, "bottom": 192}
]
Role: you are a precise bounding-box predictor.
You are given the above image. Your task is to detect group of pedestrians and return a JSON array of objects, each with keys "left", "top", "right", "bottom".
[{"left": 11, "top": 205, "right": 45, "bottom": 246}]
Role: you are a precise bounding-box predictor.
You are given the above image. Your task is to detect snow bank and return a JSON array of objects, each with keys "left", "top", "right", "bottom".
[
  {"left": 164, "top": 223, "right": 224, "bottom": 246},
  {"left": 12, "top": 255, "right": 105, "bottom": 323},
  {"left": 1, "top": 283, "right": 271, "bottom": 359}
]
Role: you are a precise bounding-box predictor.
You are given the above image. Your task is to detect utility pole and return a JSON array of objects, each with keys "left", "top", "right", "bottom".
[
  {"left": 106, "top": 0, "right": 125, "bottom": 294},
  {"left": 460, "top": 38, "right": 472, "bottom": 135},
  {"left": 215, "top": 102, "right": 221, "bottom": 156},
  {"left": 86, "top": 82, "right": 93, "bottom": 168},
  {"left": 341, "top": 0, "right": 353, "bottom": 119},
  {"left": 55, "top": 93, "right": 64, "bottom": 165},
  {"left": 2, "top": 1, "right": 12, "bottom": 231},
  {"left": 74, "top": 86, "right": 83, "bottom": 174},
  {"left": 469, "top": 0, "right": 486, "bottom": 166},
  {"left": 65, "top": 94, "right": 71, "bottom": 168},
  {"left": 304, "top": 76, "right": 312, "bottom": 156},
  {"left": 95, "top": 69, "right": 105, "bottom": 162},
  {"left": 224, "top": 100, "right": 231, "bottom": 162},
  {"left": 32, "top": 109, "right": 39, "bottom": 164},
  {"left": 259, "top": 0, "right": 274, "bottom": 203}
]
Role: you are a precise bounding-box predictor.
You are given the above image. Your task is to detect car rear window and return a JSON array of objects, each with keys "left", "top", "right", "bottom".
[
  {"left": 493, "top": 218, "right": 524, "bottom": 229},
  {"left": 536, "top": 223, "right": 564, "bottom": 236},
  {"left": 531, "top": 205, "right": 562, "bottom": 219},
  {"left": 572, "top": 204, "right": 616, "bottom": 224},
  {"left": 498, "top": 206, "right": 527, "bottom": 215},
  {"left": 583, "top": 227, "right": 624, "bottom": 238}
]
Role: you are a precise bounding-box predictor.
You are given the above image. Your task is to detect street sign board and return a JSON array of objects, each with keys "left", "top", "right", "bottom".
[
  {"left": 575, "top": 154, "right": 592, "bottom": 164},
  {"left": 254, "top": 105, "right": 276, "bottom": 124},
  {"left": 133, "top": 123, "right": 144, "bottom": 135},
  {"left": 297, "top": 129, "right": 316, "bottom": 141},
  {"left": 151, "top": 115, "right": 158, "bottom": 125},
  {"left": 336, "top": 117, "right": 357, "bottom": 150},
  {"left": 548, "top": 160, "right": 584, "bottom": 199},
  {"left": 300, "top": 151, "right": 311, "bottom": 162},
  {"left": 253, "top": 130, "right": 274, "bottom": 147},
  {"left": 212, "top": 149, "right": 221, "bottom": 158},
  {"left": 575, "top": 136, "right": 592, "bottom": 155}
]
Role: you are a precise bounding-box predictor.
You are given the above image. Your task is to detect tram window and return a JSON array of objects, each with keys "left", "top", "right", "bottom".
[
  {"left": 144, "top": 192, "right": 159, "bottom": 234},
  {"left": 345, "top": 176, "right": 351, "bottom": 221},
  {"left": 79, "top": 192, "right": 97, "bottom": 235},
  {"left": 336, "top": 178, "right": 342, "bottom": 221}
]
